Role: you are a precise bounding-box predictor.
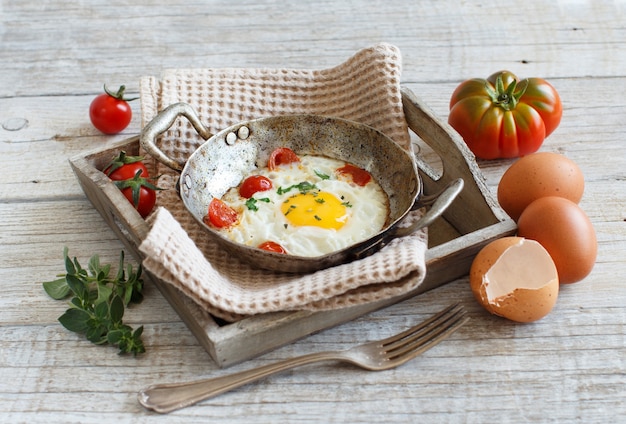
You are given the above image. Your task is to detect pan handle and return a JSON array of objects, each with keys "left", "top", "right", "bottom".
[
  {"left": 394, "top": 177, "right": 464, "bottom": 237},
  {"left": 140, "top": 102, "right": 214, "bottom": 172}
]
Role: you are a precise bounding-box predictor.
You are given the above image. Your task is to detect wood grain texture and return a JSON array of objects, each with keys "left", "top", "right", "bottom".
[{"left": 1, "top": 0, "right": 625, "bottom": 422}]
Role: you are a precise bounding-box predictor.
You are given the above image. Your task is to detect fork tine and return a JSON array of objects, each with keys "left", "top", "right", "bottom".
[
  {"left": 385, "top": 311, "right": 468, "bottom": 362},
  {"left": 381, "top": 303, "right": 468, "bottom": 362},
  {"left": 379, "top": 302, "right": 464, "bottom": 346}
]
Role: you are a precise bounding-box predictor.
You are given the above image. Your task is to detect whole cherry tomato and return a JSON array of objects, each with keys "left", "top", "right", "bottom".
[
  {"left": 258, "top": 241, "right": 287, "bottom": 254},
  {"left": 205, "top": 198, "right": 238, "bottom": 228},
  {"left": 239, "top": 175, "right": 273, "bottom": 198},
  {"left": 448, "top": 71, "right": 562, "bottom": 159},
  {"left": 89, "top": 85, "right": 137, "bottom": 134},
  {"left": 104, "top": 151, "right": 159, "bottom": 218},
  {"left": 268, "top": 147, "right": 300, "bottom": 170},
  {"left": 104, "top": 151, "right": 150, "bottom": 180},
  {"left": 116, "top": 172, "right": 158, "bottom": 218}
]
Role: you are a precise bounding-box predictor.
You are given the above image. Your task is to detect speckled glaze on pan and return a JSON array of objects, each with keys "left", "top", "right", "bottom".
[{"left": 141, "top": 102, "right": 462, "bottom": 273}]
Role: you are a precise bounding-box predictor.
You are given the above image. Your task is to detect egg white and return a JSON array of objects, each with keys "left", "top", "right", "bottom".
[{"left": 218, "top": 155, "right": 389, "bottom": 257}]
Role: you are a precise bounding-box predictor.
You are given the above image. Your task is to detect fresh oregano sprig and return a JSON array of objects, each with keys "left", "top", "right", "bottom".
[{"left": 43, "top": 247, "right": 145, "bottom": 355}]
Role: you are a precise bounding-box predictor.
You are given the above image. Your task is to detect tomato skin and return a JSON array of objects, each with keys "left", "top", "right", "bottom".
[
  {"left": 205, "top": 198, "right": 238, "bottom": 228},
  {"left": 258, "top": 241, "right": 287, "bottom": 254},
  {"left": 268, "top": 147, "right": 300, "bottom": 170},
  {"left": 448, "top": 71, "right": 562, "bottom": 159},
  {"left": 239, "top": 175, "right": 273, "bottom": 198},
  {"left": 89, "top": 85, "right": 134, "bottom": 134},
  {"left": 105, "top": 161, "right": 149, "bottom": 181},
  {"left": 336, "top": 163, "right": 372, "bottom": 186},
  {"left": 120, "top": 184, "right": 156, "bottom": 218}
]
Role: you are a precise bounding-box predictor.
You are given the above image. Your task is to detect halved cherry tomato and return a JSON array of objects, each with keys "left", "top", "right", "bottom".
[
  {"left": 204, "top": 198, "right": 238, "bottom": 228},
  {"left": 268, "top": 147, "right": 300, "bottom": 170},
  {"left": 448, "top": 70, "right": 562, "bottom": 159},
  {"left": 336, "top": 164, "right": 372, "bottom": 186},
  {"left": 239, "top": 175, "right": 273, "bottom": 198},
  {"left": 258, "top": 241, "right": 287, "bottom": 254}
]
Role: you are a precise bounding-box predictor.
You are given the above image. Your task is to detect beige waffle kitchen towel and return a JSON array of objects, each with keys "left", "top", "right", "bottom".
[{"left": 138, "top": 43, "right": 428, "bottom": 322}]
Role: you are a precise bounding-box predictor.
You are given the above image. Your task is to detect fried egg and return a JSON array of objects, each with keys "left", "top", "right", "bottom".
[{"left": 214, "top": 153, "right": 389, "bottom": 257}]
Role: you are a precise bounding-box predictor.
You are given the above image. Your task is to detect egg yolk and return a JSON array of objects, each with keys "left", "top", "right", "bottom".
[{"left": 281, "top": 191, "right": 347, "bottom": 230}]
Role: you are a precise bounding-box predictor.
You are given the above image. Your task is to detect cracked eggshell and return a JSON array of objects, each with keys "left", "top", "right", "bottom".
[{"left": 470, "top": 237, "right": 559, "bottom": 323}]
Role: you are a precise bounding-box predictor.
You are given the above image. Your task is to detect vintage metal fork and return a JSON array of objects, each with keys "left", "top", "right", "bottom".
[{"left": 138, "top": 303, "right": 469, "bottom": 413}]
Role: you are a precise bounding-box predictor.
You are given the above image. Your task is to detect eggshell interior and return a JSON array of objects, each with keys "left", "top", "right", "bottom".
[{"left": 470, "top": 237, "right": 559, "bottom": 323}]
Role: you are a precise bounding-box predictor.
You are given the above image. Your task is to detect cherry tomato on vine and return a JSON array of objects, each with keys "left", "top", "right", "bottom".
[
  {"left": 239, "top": 175, "right": 273, "bottom": 198},
  {"left": 104, "top": 151, "right": 150, "bottom": 180},
  {"left": 258, "top": 241, "right": 287, "bottom": 254},
  {"left": 204, "top": 198, "right": 239, "bottom": 229},
  {"left": 89, "top": 85, "right": 137, "bottom": 134},
  {"left": 268, "top": 147, "right": 300, "bottom": 170},
  {"left": 448, "top": 71, "right": 562, "bottom": 159},
  {"left": 104, "top": 151, "right": 160, "bottom": 218},
  {"left": 116, "top": 174, "right": 158, "bottom": 218}
]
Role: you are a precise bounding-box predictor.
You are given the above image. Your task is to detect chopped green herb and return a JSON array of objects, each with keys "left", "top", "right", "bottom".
[
  {"left": 277, "top": 181, "right": 318, "bottom": 195},
  {"left": 341, "top": 201, "right": 353, "bottom": 208},
  {"left": 315, "top": 198, "right": 326, "bottom": 204},
  {"left": 246, "top": 198, "right": 259, "bottom": 211},
  {"left": 245, "top": 197, "right": 271, "bottom": 211},
  {"left": 315, "top": 170, "right": 330, "bottom": 180},
  {"left": 314, "top": 215, "right": 322, "bottom": 221}
]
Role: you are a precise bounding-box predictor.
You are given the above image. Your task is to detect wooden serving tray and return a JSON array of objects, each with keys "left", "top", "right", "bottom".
[{"left": 69, "top": 88, "right": 516, "bottom": 367}]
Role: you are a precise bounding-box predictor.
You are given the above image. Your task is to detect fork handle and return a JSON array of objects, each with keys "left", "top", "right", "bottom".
[{"left": 138, "top": 351, "right": 342, "bottom": 413}]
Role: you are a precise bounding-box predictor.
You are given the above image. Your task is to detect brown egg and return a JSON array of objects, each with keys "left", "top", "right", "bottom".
[
  {"left": 470, "top": 237, "right": 559, "bottom": 323},
  {"left": 497, "top": 152, "right": 585, "bottom": 221},
  {"left": 517, "top": 196, "right": 597, "bottom": 284}
]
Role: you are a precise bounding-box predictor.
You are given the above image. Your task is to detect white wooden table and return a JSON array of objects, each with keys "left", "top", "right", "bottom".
[{"left": 1, "top": 1, "right": 624, "bottom": 422}]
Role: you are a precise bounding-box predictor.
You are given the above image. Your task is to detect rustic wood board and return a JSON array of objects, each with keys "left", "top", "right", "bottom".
[{"left": 69, "top": 88, "right": 516, "bottom": 367}]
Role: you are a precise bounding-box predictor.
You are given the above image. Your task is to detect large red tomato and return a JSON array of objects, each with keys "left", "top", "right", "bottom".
[{"left": 448, "top": 71, "right": 562, "bottom": 159}]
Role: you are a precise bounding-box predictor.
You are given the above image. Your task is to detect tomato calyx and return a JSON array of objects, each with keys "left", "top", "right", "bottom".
[
  {"left": 485, "top": 74, "right": 529, "bottom": 111},
  {"left": 113, "top": 169, "right": 161, "bottom": 209},
  {"left": 105, "top": 150, "right": 146, "bottom": 177},
  {"left": 103, "top": 84, "right": 139, "bottom": 102}
]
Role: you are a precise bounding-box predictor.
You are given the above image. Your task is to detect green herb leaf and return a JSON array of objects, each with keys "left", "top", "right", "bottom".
[
  {"left": 65, "top": 274, "right": 87, "bottom": 302},
  {"left": 58, "top": 308, "right": 91, "bottom": 333},
  {"left": 42, "top": 278, "right": 70, "bottom": 300},
  {"left": 109, "top": 295, "right": 125, "bottom": 324}
]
